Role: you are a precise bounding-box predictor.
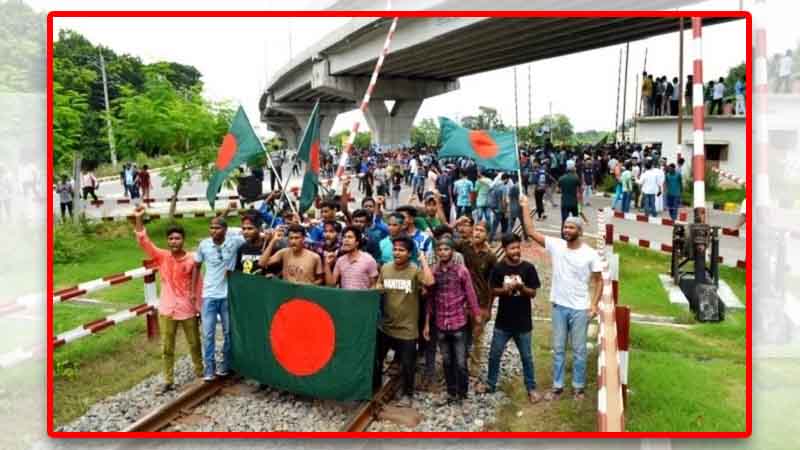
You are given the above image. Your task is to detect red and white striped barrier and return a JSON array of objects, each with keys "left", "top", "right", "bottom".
[
  {"left": 52, "top": 265, "right": 156, "bottom": 304},
  {"left": 53, "top": 261, "right": 160, "bottom": 349},
  {"left": 94, "top": 209, "right": 220, "bottom": 223},
  {"left": 0, "top": 345, "right": 44, "bottom": 369},
  {"left": 711, "top": 167, "right": 745, "bottom": 187},
  {"left": 609, "top": 210, "right": 744, "bottom": 238},
  {"left": 596, "top": 211, "right": 625, "bottom": 432},
  {"left": 613, "top": 233, "right": 746, "bottom": 269},
  {"left": 89, "top": 194, "right": 239, "bottom": 208},
  {"left": 52, "top": 303, "right": 155, "bottom": 348},
  {"left": 336, "top": 17, "right": 399, "bottom": 177}
]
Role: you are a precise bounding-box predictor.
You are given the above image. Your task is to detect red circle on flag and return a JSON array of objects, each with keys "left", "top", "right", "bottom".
[
  {"left": 216, "top": 133, "right": 238, "bottom": 170},
  {"left": 468, "top": 131, "right": 499, "bottom": 159},
  {"left": 269, "top": 298, "right": 335, "bottom": 376}
]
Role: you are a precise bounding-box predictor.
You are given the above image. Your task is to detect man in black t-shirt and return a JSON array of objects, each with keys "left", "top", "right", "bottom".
[
  {"left": 234, "top": 213, "right": 266, "bottom": 275},
  {"left": 482, "top": 232, "right": 542, "bottom": 403}
]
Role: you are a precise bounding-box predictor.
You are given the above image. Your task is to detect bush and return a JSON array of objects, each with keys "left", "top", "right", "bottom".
[{"left": 53, "top": 218, "right": 97, "bottom": 264}]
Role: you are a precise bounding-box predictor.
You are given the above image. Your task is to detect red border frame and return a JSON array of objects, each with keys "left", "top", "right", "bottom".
[{"left": 46, "top": 9, "right": 753, "bottom": 439}]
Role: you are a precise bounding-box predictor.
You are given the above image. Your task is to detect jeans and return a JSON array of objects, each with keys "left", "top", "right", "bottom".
[
  {"left": 507, "top": 208, "right": 523, "bottom": 234},
  {"left": 490, "top": 209, "right": 507, "bottom": 241},
  {"left": 643, "top": 193, "right": 657, "bottom": 217},
  {"left": 583, "top": 185, "right": 592, "bottom": 206},
  {"left": 438, "top": 326, "right": 469, "bottom": 398},
  {"left": 472, "top": 206, "right": 493, "bottom": 231},
  {"left": 666, "top": 194, "right": 681, "bottom": 220},
  {"left": 201, "top": 297, "right": 231, "bottom": 377},
  {"left": 735, "top": 94, "right": 745, "bottom": 115},
  {"left": 551, "top": 303, "right": 589, "bottom": 390},
  {"left": 160, "top": 315, "right": 203, "bottom": 384},
  {"left": 373, "top": 330, "right": 417, "bottom": 397},
  {"left": 621, "top": 191, "right": 631, "bottom": 213},
  {"left": 270, "top": 166, "right": 283, "bottom": 191},
  {"left": 487, "top": 327, "right": 536, "bottom": 391},
  {"left": 82, "top": 186, "right": 98, "bottom": 202},
  {"left": 457, "top": 205, "right": 473, "bottom": 219},
  {"left": 534, "top": 189, "right": 546, "bottom": 219},
  {"left": 59, "top": 201, "right": 73, "bottom": 220}
]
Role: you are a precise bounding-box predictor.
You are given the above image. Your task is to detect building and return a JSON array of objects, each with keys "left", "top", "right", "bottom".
[{"left": 634, "top": 114, "right": 746, "bottom": 180}]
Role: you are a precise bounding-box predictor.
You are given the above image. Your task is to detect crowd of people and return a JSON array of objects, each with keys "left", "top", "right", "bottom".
[
  {"left": 133, "top": 141, "right": 617, "bottom": 409},
  {"left": 640, "top": 71, "right": 746, "bottom": 117}
]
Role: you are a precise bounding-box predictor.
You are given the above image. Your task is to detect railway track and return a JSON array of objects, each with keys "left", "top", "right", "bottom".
[{"left": 123, "top": 373, "right": 404, "bottom": 432}]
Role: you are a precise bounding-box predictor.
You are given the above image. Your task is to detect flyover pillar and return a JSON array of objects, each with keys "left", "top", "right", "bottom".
[
  {"left": 363, "top": 99, "right": 422, "bottom": 149},
  {"left": 295, "top": 113, "right": 337, "bottom": 148}
]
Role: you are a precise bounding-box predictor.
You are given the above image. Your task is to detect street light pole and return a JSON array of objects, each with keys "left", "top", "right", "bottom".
[{"left": 99, "top": 49, "right": 117, "bottom": 168}]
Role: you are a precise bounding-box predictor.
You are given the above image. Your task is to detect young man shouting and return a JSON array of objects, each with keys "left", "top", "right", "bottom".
[
  {"left": 133, "top": 206, "right": 203, "bottom": 393},
  {"left": 519, "top": 195, "right": 602, "bottom": 401}
]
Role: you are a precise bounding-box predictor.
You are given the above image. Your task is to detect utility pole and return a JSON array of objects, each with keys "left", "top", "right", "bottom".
[
  {"left": 621, "top": 42, "right": 630, "bottom": 142},
  {"left": 99, "top": 48, "right": 117, "bottom": 168},
  {"left": 527, "top": 64, "right": 532, "bottom": 127},
  {"left": 677, "top": 17, "right": 685, "bottom": 158},
  {"left": 614, "top": 47, "right": 623, "bottom": 143}
]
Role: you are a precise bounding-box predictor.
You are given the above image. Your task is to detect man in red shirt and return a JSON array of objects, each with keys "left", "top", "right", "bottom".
[{"left": 133, "top": 206, "right": 203, "bottom": 393}]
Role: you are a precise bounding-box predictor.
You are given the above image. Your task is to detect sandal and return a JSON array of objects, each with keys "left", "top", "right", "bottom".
[
  {"left": 528, "top": 390, "right": 543, "bottom": 404},
  {"left": 573, "top": 389, "right": 586, "bottom": 401},
  {"left": 544, "top": 388, "right": 563, "bottom": 402}
]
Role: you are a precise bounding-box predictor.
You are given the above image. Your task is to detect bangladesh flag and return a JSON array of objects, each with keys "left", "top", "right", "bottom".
[
  {"left": 297, "top": 100, "right": 321, "bottom": 213},
  {"left": 228, "top": 272, "right": 380, "bottom": 401},
  {"left": 437, "top": 116, "right": 520, "bottom": 172},
  {"left": 206, "top": 106, "right": 264, "bottom": 208}
]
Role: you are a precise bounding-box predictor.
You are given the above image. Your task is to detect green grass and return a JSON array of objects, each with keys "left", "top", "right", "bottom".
[
  {"left": 614, "top": 243, "right": 687, "bottom": 317},
  {"left": 51, "top": 216, "right": 232, "bottom": 428},
  {"left": 682, "top": 187, "right": 746, "bottom": 207}
]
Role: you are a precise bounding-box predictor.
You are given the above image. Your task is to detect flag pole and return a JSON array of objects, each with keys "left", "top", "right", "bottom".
[
  {"left": 248, "top": 113, "right": 298, "bottom": 215},
  {"left": 513, "top": 67, "right": 523, "bottom": 186}
]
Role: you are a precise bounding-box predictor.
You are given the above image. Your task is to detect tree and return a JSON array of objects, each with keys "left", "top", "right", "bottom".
[
  {"left": 114, "top": 74, "right": 232, "bottom": 217},
  {"left": 529, "top": 114, "right": 574, "bottom": 146},
  {"left": 724, "top": 61, "right": 745, "bottom": 98},
  {"left": 410, "top": 118, "right": 440, "bottom": 147},
  {"left": 0, "top": 1, "right": 45, "bottom": 92},
  {"left": 52, "top": 81, "right": 89, "bottom": 171},
  {"left": 354, "top": 131, "right": 371, "bottom": 149},
  {"left": 460, "top": 106, "right": 507, "bottom": 131}
]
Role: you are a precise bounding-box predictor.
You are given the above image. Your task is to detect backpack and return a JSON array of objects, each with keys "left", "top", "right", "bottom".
[{"left": 487, "top": 183, "right": 503, "bottom": 209}]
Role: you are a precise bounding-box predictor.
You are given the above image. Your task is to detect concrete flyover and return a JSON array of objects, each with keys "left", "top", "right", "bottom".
[{"left": 261, "top": 5, "right": 738, "bottom": 148}]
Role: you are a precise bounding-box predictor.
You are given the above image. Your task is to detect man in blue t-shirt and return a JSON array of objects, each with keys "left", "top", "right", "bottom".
[{"left": 453, "top": 171, "right": 475, "bottom": 218}]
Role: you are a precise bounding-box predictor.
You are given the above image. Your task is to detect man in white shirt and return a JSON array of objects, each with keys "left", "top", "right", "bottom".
[
  {"left": 778, "top": 49, "right": 793, "bottom": 93},
  {"left": 711, "top": 77, "right": 725, "bottom": 115},
  {"left": 637, "top": 161, "right": 661, "bottom": 217},
  {"left": 519, "top": 195, "right": 602, "bottom": 401},
  {"left": 654, "top": 158, "right": 666, "bottom": 214}
]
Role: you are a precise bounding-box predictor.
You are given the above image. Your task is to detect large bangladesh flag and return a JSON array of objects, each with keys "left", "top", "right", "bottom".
[
  {"left": 297, "top": 99, "right": 321, "bottom": 213},
  {"left": 228, "top": 272, "right": 380, "bottom": 401},
  {"left": 206, "top": 106, "right": 264, "bottom": 208},
  {"left": 438, "top": 116, "right": 520, "bottom": 172}
]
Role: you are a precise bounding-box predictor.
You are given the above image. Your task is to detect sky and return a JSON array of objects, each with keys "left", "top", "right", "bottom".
[{"left": 41, "top": 0, "right": 800, "bottom": 140}]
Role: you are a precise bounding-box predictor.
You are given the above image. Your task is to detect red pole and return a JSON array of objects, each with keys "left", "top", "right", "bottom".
[
  {"left": 691, "top": 18, "right": 707, "bottom": 224},
  {"left": 605, "top": 223, "right": 614, "bottom": 246},
  {"left": 615, "top": 305, "right": 631, "bottom": 409}
]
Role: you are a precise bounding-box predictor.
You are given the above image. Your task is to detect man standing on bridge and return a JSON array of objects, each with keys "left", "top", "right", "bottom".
[{"left": 519, "top": 195, "right": 602, "bottom": 401}]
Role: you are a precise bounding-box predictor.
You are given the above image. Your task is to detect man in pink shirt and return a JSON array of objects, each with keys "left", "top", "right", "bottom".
[
  {"left": 133, "top": 206, "right": 203, "bottom": 393},
  {"left": 323, "top": 225, "right": 379, "bottom": 289}
]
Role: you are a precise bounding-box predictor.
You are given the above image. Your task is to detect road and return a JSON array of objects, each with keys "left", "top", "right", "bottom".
[{"left": 52, "top": 165, "right": 748, "bottom": 265}]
